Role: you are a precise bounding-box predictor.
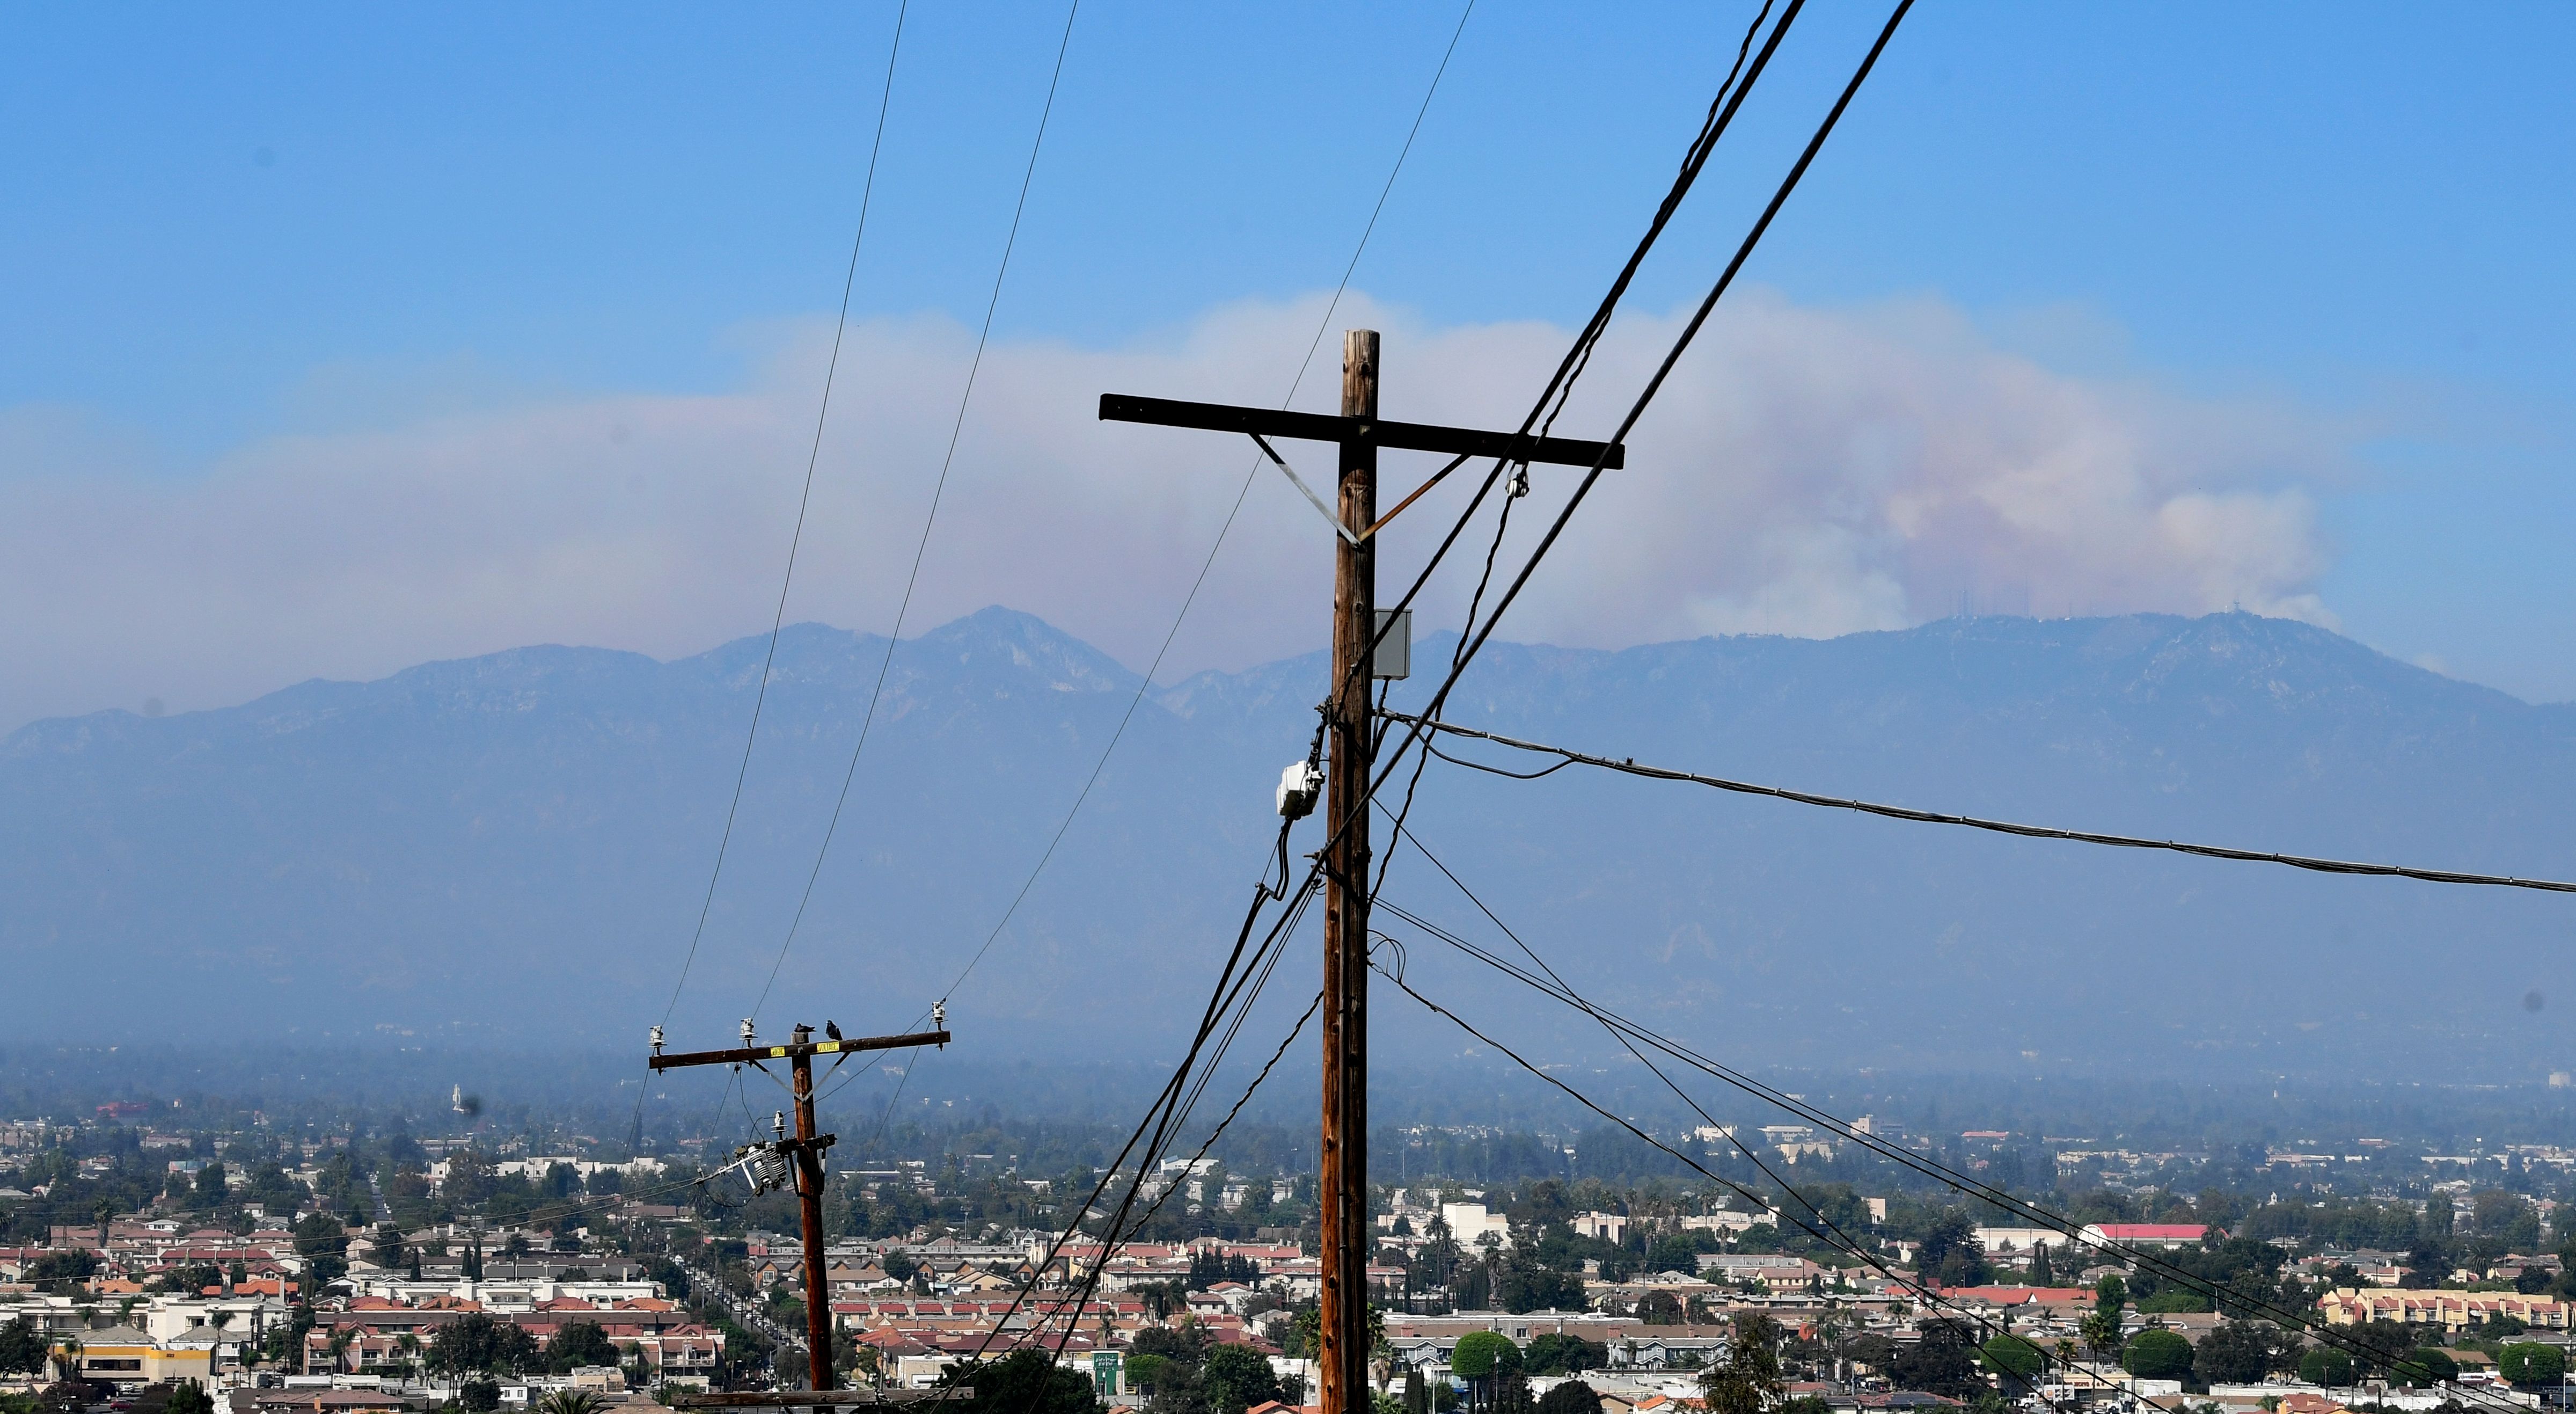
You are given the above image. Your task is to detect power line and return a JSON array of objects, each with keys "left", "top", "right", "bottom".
[
  {"left": 1378, "top": 816, "right": 2523, "bottom": 1406},
  {"left": 1365, "top": 0, "right": 1915, "bottom": 830},
  {"left": 954, "top": 827, "right": 1319, "bottom": 1366},
  {"left": 1350, "top": 0, "right": 1794, "bottom": 714},
  {"left": 756, "top": 0, "right": 1084, "bottom": 1021},
  {"left": 1366, "top": 812, "right": 2082, "bottom": 1404},
  {"left": 1389, "top": 711, "right": 2576, "bottom": 895},
  {"left": 1370, "top": 956, "right": 2085, "bottom": 1410},
  {"left": 919, "top": 0, "right": 1481, "bottom": 1017},
  {"left": 1300, "top": 0, "right": 1876, "bottom": 927},
  {"left": 657, "top": 0, "right": 911, "bottom": 1032}
]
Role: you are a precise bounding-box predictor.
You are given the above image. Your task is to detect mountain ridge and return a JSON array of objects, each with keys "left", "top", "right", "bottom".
[{"left": 5, "top": 607, "right": 2571, "bottom": 1081}]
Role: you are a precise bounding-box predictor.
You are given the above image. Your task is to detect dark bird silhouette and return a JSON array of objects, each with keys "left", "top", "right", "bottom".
[{"left": 825, "top": 1021, "right": 842, "bottom": 1043}]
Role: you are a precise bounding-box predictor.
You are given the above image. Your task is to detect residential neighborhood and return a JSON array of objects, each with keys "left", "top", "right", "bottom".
[{"left": 9, "top": 1106, "right": 2576, "bottom": 1414}]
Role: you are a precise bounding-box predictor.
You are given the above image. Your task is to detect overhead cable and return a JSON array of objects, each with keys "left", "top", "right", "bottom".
[
  {"left": 1389, "top": 711, "right": 2576, "bottom": 895},
  {"left": 917, "top": 0, "right": 1481, "bottom": 1018},
  {"left": 658, "top": 0, "right": 911, "bottom": 1032},
  {"left": 1371, "top": 956, "right": 2080, "bottom": 1411},
  {"left": 1363, "top": 0, "right": 1915, "bottom": 829},
  {"left": 757, "top": 0, "right": 1084, "bottom": 1020},
  {"left": 957, "top": 831, "right": 1322, "bottom": 1366},
  {"left": 1379, "top": 817, "right": 2522, "bottom": 1403}
]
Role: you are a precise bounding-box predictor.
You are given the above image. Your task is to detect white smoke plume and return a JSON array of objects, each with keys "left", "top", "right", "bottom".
[{"left": 0, "top": 289, "right": 2347, "bottom": 730}]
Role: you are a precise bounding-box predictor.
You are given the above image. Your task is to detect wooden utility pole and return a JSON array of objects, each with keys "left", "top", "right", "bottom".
[
  {"left": 649, "top": 1021, "right": 950, "bottom": 1394},
  {"left": 1319, "top": 329, "right": 1378, "bottom": 1414},
  {"left": 1099, "top": 336, "right": 1621, "bottom": 1414}
]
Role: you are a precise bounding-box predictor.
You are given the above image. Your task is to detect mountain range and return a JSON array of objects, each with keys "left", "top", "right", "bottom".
[{"left": 8, "top": 607, "right": 2574, "bottom": 1084}]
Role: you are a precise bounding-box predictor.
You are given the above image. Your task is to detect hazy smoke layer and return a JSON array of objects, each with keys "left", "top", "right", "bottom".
[{"left": 0, "top": 290, "right": 2344, "bottom": 730}]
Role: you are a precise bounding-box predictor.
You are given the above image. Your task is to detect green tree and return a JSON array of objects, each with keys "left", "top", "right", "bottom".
[
  {"left": 2501, "top": 1343, "right": 2567, "bottom": 1387},
  {"left": 2191, "top": 1323, "right": 2280, "bottom": 1384},
  {"left": 2079, "top": 1309, "right": 2123, "bottom": 1360},
  {"left": 1978, "top": 1335, "right": 2044, "bottom": 1384},
  {"left": 2138, "top": 1288, "right": 2211, "bottom": 1315},
  {"left": 1916, "top": 1212, "right": 1990, "bottom": 1289},
  {"left": 0, "top": 1322, "right": 48, "bottom": 1377},
  {"left": 2298, "top": 1347, "right": 2354, "bottom": 1387},
  {"left": 27, "top": 1251, "right": 97, "bottom": 1292},
  {"left": 1523, "top": 1335, "right": 1607, "bottom": 1376},
  {"left": 1891, "top": 1320, "right": 1984, "bottom": 1399},
  {"left": 1701, "top": 1314, "right": 1784, "bottom": 1414},
  {"left": 428, "top": 1314, "right": 538, "bottom": 1375},
  {"left": 2120, "top": 1330, "right": 2193, "bottom": 1381},
  {"left": 193, "top": 1163, "right": 229, "bottom": 1208},
  {"left": 1452, "top": 1333, "right": 1520, "bottom": 1382},
  {"left": 164, "top": 1383, "right": 215, "bottom": 1414},
  {"left": 938, "top": 1348, "right": 1096, "bottom": 1414},
  {"left": 1493, "top": 1255, "right": 1585, "bottom": 1315},
  {"left": 533, "top": 1392, "right": 607, "bottom": 1414},
  {"left": 547, "top": 1322, "right": 620, "bottom": 1373},
  {"left": 294, "top": 1213, "right": 349, "bottom": 1285},
  {"left": 458, "top": 1378, "right": 502, "bottom": 1413},
  {"left": 1124, "top": 1354, "right": 1172, "bottom": 1399},
  {"left": 1201, "top": 1344, "right": 1283, "bottom": 1414},
  {"left": 445, "top": 1153, "right": 497, "bottom": 1208},
  {"left": 1535, "top": 1383, "right": 1599, "bottom": 1414},
  {"left": 2398, "top": 1349, "right": 2457, "bottom": 1388}
]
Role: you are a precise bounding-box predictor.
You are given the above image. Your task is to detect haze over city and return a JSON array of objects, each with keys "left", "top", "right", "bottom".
[{"left": 6, "top": 11, "right": 2576, "bottom": 1414}]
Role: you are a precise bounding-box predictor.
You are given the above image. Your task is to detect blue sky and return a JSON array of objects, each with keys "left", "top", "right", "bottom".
[{"left": 5, "top": 2, "right": 2574, "bottom": 724}]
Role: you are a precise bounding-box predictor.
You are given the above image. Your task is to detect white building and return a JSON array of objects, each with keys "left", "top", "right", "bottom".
[
  {"left": 1441, "top": 1202, "right": 1513, "bottom": 1249},
  {"left": 1572, "top": 1212, "right": 1628, "bottom": 1244}
]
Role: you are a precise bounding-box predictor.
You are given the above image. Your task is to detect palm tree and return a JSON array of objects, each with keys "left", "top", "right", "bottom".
[{"left": 534, "top": 1389, "right": 609, "bottom": 1414}]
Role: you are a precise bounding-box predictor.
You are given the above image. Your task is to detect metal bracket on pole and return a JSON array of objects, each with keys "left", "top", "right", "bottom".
[{"left": 1248, "top": 433, "right": 1360, "bottom": 545}]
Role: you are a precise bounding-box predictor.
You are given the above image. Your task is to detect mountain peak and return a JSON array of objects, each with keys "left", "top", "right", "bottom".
[{"left": 912, "top": 606, "right": 1140, "bottom": 695}]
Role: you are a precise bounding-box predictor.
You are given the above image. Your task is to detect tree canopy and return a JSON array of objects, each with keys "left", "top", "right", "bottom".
[
  {"left": 1978, "top": 1335, "right": 2044, "bottom": 1382},
  {"left": 2399, "top": 1349, "right": 2458, "bottom": 1388},
  {"left": 546, "top": 1322, "right": 620, "bottom": 1374},
  {"left": 1891, "top": 1320, "right": 1984, "bottom": 1399},
  {"left": 2299, "top": 1347, "right": 2355, "bottom": 1387},
  {"left": 2502, "top": 1343, "right": 2567, "bottom": 1387},
  {"left": 2190, "top": 1323, "right": 2281, "bottom": 1384},
  {"left": 939, "top": 1349, "right": 1096, "bottom": 1414},
  {"left": 428, "top": 1314, "right": 540, "bottom": 1375},
  {"left": 2121, "top": 1330, "right": 2193, "bottom": 1381},
  {"left": 1701, "top": 1314, "right": 1785, "bottom": 1414},
  {"left": 1536, "top": 1383, "right": 1601, "bottom": 1414},
  {"left": 1199, "top": 1344, "right": 1282, "bottom": 1414},
  {"left": 1453, "top": 1332, "right": 1523, "bottom": 1381},
  {"left": 1524, "top": 1334, "right": 1608, "bottom": 1376},
  {"left": 0, "top": 1321, "right": 49, "bottom": 1377}
]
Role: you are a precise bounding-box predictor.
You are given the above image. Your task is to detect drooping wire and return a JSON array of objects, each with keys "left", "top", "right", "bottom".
[
  {"left": 1391, "top": 711, "right": 2576, "bottom": 894},
  {"left": 912, "top": 0, "right": 1481, "bottom": 1019},
  {"left": 1363, "top": 0, "right": 1915, "bottom": 844},
  {"left": 946, "top": 813, "right": 1318, "bottom": 1358},
  {"left": 1302, "top": 0, "right": 1816, "bottom": 914},
  {"left": 755, "top": 0, "right": 1084, "bottom": 1022},
  {"left": 1369, "top": 952, "right": 2081, "bottom": 1412},
  {"left": 1380, "top": 815, "right": 2520, "bottom": 1405},
  {"left": 1348, "top": 0, "right": 1792, "bottom": 697},
  {"left": 657, "top": 0, "right": 911, "bottom": 1034}
]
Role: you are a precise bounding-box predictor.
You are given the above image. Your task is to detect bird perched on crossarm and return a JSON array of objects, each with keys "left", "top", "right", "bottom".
[{"left": 824, "top": 1021, "right": 842, "bottom": 1042}]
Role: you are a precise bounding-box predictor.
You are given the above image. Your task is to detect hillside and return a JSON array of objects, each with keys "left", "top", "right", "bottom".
[{"left": 7, "top": 608, "right": 2573, "bottom": 1081}]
